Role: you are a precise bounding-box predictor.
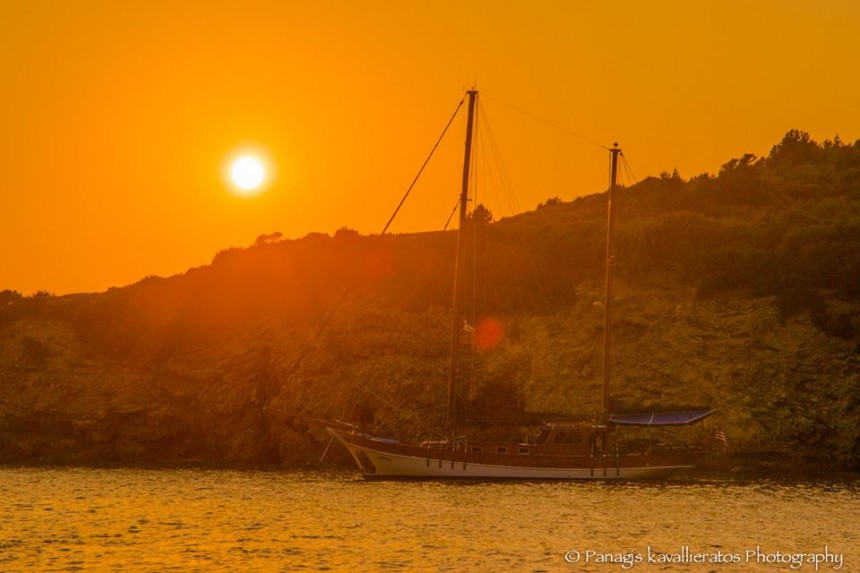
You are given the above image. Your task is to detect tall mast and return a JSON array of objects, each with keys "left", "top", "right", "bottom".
[
  {"left": 602, "top": 143, "right": 621, "bottom": 419},
  {"left": 445, "top": 89, "right": 478, "bottom": 443}
]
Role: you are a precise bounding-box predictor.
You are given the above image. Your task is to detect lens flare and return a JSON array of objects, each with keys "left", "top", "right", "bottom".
[{"left": 475, "top": 318, "right": 504, "bottom": 351}]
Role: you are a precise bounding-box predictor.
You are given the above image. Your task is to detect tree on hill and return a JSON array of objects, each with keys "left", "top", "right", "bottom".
[
  {"left": 468, "top": 203, "right": 494, "bottom": 224},
  {"left": 255, "top": 232, "right": 284, "bottom": 246},
  {"left": 538, "top": 196, "right": 563, "bottom": 209},
  {"left": 0, "top": 290, "right": 22, "bottom": 308},
  {"left": 767, "top": 129, "right": 820, "bottom": 167}
]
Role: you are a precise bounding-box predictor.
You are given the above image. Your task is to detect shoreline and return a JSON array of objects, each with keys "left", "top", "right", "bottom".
[{"left": 2, "top": 457, "right": 857, "bottom": 483}]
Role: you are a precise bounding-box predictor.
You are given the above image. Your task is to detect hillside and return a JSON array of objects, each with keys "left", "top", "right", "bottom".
[{"left": 1, "top": 130, "right": 859, "bottom": 471}]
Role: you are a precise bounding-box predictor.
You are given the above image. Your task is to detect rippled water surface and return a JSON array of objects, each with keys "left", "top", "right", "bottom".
[{"left": 0, "top": 468, "right": 856, "bottom": 572}]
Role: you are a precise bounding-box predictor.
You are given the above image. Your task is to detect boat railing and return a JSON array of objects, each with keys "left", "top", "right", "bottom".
[{"left": 419, "top": 439, "right": 451, "bottom": 448}]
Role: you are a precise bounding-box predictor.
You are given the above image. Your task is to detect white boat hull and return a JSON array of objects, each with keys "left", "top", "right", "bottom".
[{"left": 328, "top": 429, "right": 693, "bottom": 480}]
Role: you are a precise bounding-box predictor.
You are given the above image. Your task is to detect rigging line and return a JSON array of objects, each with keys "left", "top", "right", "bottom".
[
  {"left": 476, "top": 127, "right": 505, "bottom": 218},
  {"left": 275, "top": 96, "right": 467, "bottom": 397},
  {"left": 380, "top": 97, "right": 465, "bottom": 235},
  {"left": 341, "top": 98, "right": 477, "bottom": 433},
  {"left": 607, "top": 151, "right": 613, "bottom": 192},
  {"left": 478, "top": 101, "right": 521, "bottom": 216},
  {"left": 349, "top": 93, "right": 469, "bottom": 430},
  {"left": 331, "top": 217, "right": 464, "bottom": 439},
  {"left": 470, "top": 100, "right": 481, "bottom": 324},
  {"left": 339, "top": 96, "right": 466, "bottom": 403},
  {"left": 477, "top": 106, "right": 507, "bottom": 214},
  {"left": 481, "top": 91, "right": 612, "bottom": 152},
  {"left": 277, "top": 286, "right": 353, "bottom": 389},
  {"left": 465, "top": 110, "right": 480, "bottom": 443},
  {"left": 443, "top": 200, "right": 459, "bottom": 231},
  {"left": 620, "top": 152, "right": 639, "bottom": 186},
  {"left": 470, "top": 98, "right": 480, "bottom": 215},
  {"left": 346, "top": 243, "right": 460, "bottom": 439},
  {"left": 312, "top": 237, "right": 452, "bottom": 440},
  {"left": 331, "top": 358, "right": 445, "bottom": 438},
  {"left": 476, "top": 100, "right": 553, "bottom": 314}
]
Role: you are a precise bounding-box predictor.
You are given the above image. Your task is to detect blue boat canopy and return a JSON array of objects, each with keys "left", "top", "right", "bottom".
[{"left": 608, "top": 409, "right": 716, "bottom": 427}]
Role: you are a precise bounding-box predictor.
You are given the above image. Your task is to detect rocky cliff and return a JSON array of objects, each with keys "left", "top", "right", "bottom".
[{"left": 2, "top": 130, "right": 859, "bottom": 471}]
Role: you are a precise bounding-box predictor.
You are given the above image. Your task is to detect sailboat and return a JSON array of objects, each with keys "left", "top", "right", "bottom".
[{"left": 319, "top": 89, "right": 715, "bottom": 479}]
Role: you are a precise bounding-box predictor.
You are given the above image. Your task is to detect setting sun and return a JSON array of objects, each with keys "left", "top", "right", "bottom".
[
  {"left": 229, "top": 155, "right": 267, "bottom": 195},
  {"left": 2, "top": 0, "right": 859, "bottom": 297}
]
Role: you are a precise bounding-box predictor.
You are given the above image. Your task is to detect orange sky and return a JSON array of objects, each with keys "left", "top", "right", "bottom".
[{"left": 2, "top": 0, "right": 859, "bottom": 295}]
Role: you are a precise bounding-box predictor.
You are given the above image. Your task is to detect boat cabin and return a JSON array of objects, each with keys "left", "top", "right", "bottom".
[{"left": 535, "top": 422, "right": 609, "bottom": 455}]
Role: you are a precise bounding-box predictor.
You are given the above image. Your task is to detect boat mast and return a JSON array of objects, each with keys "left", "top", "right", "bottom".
[
  {"left": 445, "top": 89, "right": 478, "bottom": 443},
  {"left": 602, "top": 143, "right": 621, "bottom": 420}
]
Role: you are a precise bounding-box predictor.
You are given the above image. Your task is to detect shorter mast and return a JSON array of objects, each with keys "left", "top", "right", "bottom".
[
  {"left": 602, "top": 143, "right": 621, "bottom": 420},
  {"left": 445, "top": 89, "right": 478, "bottom": 443}
]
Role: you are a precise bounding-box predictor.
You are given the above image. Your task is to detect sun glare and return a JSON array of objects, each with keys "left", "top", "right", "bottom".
[{"left": 228, "top": 155, "right": 267, "bottom": 195}]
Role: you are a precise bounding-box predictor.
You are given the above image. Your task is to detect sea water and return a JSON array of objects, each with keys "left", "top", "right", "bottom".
[{"left": 0, "top": 467, "right": 856, "bottom": 572}]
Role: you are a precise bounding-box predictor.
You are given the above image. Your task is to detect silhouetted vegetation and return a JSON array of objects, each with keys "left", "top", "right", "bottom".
[
  {"left": 0, "top": 131, "right": 858, "bottom": 469},
  {"left": 537, "top": 196, "right": 563, "bottom": 209}
]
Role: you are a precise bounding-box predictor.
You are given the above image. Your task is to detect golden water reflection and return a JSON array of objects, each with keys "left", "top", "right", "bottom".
[{"left": 0, "top": 468, "right": 856, "bottom": 572}]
